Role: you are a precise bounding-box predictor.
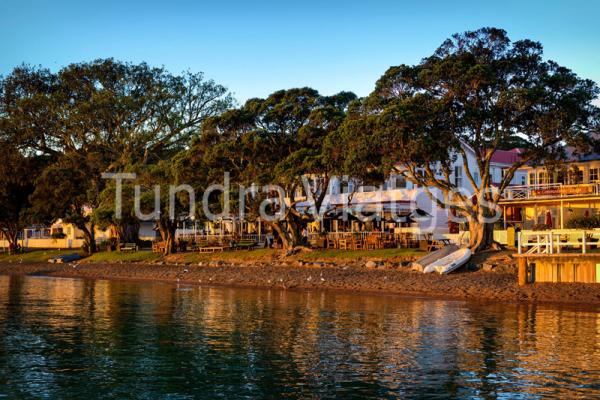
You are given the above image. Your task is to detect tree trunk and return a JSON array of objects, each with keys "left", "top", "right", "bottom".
[
  {"left": 2, "top": 228, "right": 20, "bottom": 254},
  {"left": 116, "top": 220, "right": 140, "bottom": 244},
  {"left": 7, "top": 231, "right": 17, "bottom": 248},
  {"left": 269, "top": 216, "right": 307, "bottom": 252},
  {"left": 467, "top": 218, "right": 495, "bottom": 253},
  {"left": 79, "top": 223, "right": 97, "bottom": 254},
  {"left": 158, "top": 218, "right": 177, "bottom": 255}
]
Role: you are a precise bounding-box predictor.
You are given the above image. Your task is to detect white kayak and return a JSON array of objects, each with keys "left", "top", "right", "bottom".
[{"left": 423, "top": 248, "right": 471, "bottom": 274}]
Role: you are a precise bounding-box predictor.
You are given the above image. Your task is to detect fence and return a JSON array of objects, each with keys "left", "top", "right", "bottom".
[
  {"left": 504, "top": 183, "right": 600, "bottom": 201},
  {"left": 517, "top": 229, "right": 600, "bottom": 255},
  {"left": 176, "top": 233, "right": 268, "bottom": 243}
]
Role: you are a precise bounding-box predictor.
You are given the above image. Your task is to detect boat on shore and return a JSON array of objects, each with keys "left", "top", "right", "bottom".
[
  {"left": 411, "top": 244, "right": 459, "bottom": 272},
  {"left": 423, "top": 248, "right": 472, "bottom": 274}
]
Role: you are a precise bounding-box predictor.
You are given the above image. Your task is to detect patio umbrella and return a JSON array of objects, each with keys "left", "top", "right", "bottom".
[{"left": 410, "top": 208, "right": 432, "bottom": 220}]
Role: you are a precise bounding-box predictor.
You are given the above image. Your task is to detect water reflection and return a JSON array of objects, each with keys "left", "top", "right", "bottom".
[{"left": 0, "top": 275, "right": 599, "bottom": 398}]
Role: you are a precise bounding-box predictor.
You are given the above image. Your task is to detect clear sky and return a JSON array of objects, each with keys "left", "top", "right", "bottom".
[{"left": 1, "top": 0, "right": 599, "bottom": 104}]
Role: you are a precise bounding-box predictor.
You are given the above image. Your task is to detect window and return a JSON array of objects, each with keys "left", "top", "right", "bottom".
[
  {"left": 454, "top": 166, "right": 462, "bottom": 187},
  {"left": 340, "top": 181, "right": 350, "bottom": 194},
  {"left": 529, "top": 172, "right": 537, "bottom": 186},
  {"left": 538, "top": 171, "right": 548, "bottom": 184},
  {"left": 392, "top": 174, "right": 406, "bottom": 189},
  {"left": 568, "top": 168, "right": 584, "bottom": 184},
  {"left": 521, "top": 175, "right": 526, "bottom": 185},
  {"left": 557, "top": 170, "right": 566, "bottom": 184},
  {"left": 505, "top": 207, "right": 523, "bottom": 222},
  {"left": 590, "top": 168, "right": 599, "bottom": 182}
]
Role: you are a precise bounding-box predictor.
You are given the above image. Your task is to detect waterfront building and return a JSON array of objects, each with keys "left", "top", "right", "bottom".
[
  {"left": 308, "top": 145, "right": 526, "bottom": 238},
  {"left": 500, "top": 148, "right": 600, "bottom": 230}
]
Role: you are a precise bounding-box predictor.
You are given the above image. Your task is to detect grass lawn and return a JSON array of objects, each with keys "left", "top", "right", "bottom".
[
  {"left": 84, "top": 250, "right": 162, "bottom": 263},
  {"left": 168, "top": 247, "right": 423, "bottom": 264},
  {"left": 293, "top": 248, "right": 425, "bottom": 261},
  {"left": 0, "top": 249, "right": 85, "bottom": 263},
  {"left": 1, "top": 247, "right": 424, "bottom": 265},
  {"left": 171, "top": 248, "right": 278, "bottom": 264}
]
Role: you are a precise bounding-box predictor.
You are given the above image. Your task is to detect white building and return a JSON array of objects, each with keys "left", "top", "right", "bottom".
[{"left": 307, "top": 145, "right": 526, "bottom": 235}]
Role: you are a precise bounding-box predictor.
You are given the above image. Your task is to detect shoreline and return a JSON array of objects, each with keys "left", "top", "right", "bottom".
[{"left": 2, "top": 261, "right": 600, "bottom": 307}]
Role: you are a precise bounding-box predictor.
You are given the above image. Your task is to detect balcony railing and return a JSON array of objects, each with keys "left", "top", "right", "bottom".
[
  {"left": 502, "top": 183, "right": 600, "bottom": 201},
  {"left": 517, "top": 229, "right": 600, "bottom": 255}
]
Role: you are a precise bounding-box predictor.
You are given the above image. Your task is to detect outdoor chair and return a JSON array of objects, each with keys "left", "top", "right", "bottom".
[
  {"left": 338, "top": 238, "right": 350, "bottom": 250},
  {"left": 152, "top": 241, "right": 166, "bottom": 253},
  {"left": 352, "top": 238, "right": 364, "bottom": 250},
  {"left": 365, "top": 236, "right": 379, "bottom": 250}
]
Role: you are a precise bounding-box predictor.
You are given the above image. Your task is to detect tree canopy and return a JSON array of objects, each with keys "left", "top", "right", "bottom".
[
  {"left": 1, "top": 28, "right": 599, "bottom": 255},
  {"left": 336, "top": 27, "right": 599, "bottom": 251},
  {"left": 1, "top": 59, "right": 233, "bottom": 252},
  {"left": 187, "top": 88, "right": 356, "bottom": 249}
]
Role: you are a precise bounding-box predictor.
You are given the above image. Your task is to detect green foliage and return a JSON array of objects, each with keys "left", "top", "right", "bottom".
[
  {"left": 335, "top": 27, "right": 600, "bottom": 251},
  {"left": 84, "top": 250, "right": 161, "bottom": 263},
  {"left": 0, "top": 141, "right": 46, "bottom": 244},
  {"left": 566, "top": 215, "right": 600, "bottom": 229},
  {"left": 1, "top": 30, "right": 598, "bottom": 255},
  {"left": 0, "top": 250, "right": 84, "bottom": 263},
  {"left": 1, "top": 59, "right": 233, "bottom": 252},
  {"left": 189, "top": 87, "right": 356, "bottom": 249}
]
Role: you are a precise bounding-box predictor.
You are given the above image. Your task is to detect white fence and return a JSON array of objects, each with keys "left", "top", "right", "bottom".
[
  {"left": 504, "top": 183, "right": 600, "bottom": 200},
  {"left": 176, "top": 233, "right": 269, "bottom": 243},
  {"left": 517, "top": 229, "right": 600, "bottom": 255}
]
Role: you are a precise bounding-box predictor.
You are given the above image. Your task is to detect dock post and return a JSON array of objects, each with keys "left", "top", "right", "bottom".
[{"left": 518, "top": 257, "right": 528, "bottom": 286}]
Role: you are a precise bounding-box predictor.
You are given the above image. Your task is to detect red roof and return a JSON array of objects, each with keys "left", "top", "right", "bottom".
[{"left": 491, "top": 148, "right": 522, "bottom": 164}]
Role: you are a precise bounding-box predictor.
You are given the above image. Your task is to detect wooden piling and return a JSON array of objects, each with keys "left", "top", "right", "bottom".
[{"left": 518, "top": 257, "right": 528, "bottom": 286}]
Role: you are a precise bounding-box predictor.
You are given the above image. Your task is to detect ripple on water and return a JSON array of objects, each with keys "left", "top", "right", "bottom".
[{"left": 0, "top": 275, "right": 599, "bottom": 399}]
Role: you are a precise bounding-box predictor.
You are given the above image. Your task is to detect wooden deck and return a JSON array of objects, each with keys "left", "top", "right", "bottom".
[{"left": 517, "top": 253, "right": 600, "bottom": 285}]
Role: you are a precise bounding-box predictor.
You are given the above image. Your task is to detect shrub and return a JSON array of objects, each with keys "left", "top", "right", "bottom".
[
  {"left": 566, "top": 215, "right": 600, "bottom": 229},
  {"left": 532, "top": 223, "right": 551, "bottom": 231}
]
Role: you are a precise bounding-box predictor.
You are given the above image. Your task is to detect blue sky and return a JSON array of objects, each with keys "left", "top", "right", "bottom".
[{"left": 1, "top": 0, "right": 599, "bottom": 104}]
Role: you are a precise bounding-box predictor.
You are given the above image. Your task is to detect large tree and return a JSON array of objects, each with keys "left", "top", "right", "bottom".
[
  {"left": 195, "top": 88, "right": 356, "bottom": 251},
  {"left": 1, "top": 59, "right": 233, "bottom": 252},
  {"left": 337, "top": 28, "right": 599, "bottom": 252},
  {"left": 0, "top": 141, "right": 44, "bottom": 250}
]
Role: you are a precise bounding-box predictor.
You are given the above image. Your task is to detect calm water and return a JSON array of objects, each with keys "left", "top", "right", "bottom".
[{"left": 0, "top": 276, "right": 599, "bottom": 399}]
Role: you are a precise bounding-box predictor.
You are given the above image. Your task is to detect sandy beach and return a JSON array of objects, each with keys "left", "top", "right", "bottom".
[{"left": 2, "top": 257, "right": 600, "bottom": 306}]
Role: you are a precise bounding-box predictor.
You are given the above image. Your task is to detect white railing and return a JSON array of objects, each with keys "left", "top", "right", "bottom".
[
  {"left": 307, "top": 230, "right": 435, "bottom": 243},
  {"left": 517, "top": 229, "right": 600, "bottom": 255},
  {"left": 24, "top": 228, "right": 53, "bottom": 239},
  {"left": 503, "top": 183, "right": 600, "bottom": 201},
  {"left": 176, "top": 233, "right": 268, "bottom": 243}
]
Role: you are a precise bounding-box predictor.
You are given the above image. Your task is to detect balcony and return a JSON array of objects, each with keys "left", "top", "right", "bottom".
[{"left": 502, "top": 183, "right": 600, "bottom": 201}]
